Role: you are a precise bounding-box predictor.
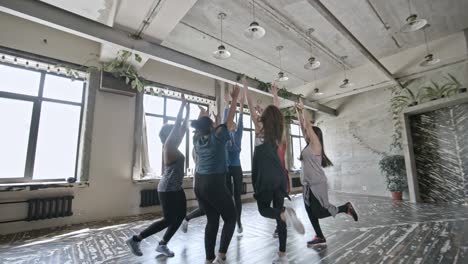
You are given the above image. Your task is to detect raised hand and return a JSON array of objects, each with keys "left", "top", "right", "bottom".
[
  {"left": 239, "top": 85, "right": 246, "bottom": 104},
  {"left": 198, "top": 105, "right": 209, "bottom": 118},
  {"left": 241, "top": 75, "right": 248, "bottom": 87},
  {"left": 212, "top": 111, "right": 220, "bottom": 126},
  {"left": 231, "top": 85, "right": 240, "bottom": 100},
  {"left": 224, "top": 90, "right": 231, "bottom": 103},
  {"left": 296, "top": 98, "right": 305, "bottom": 110},
  {"left": 271, "top": 82, "right": 278, "bottom": 95},
  {"left": 255, "top": 104, "right": 264, "bottom": 115}
]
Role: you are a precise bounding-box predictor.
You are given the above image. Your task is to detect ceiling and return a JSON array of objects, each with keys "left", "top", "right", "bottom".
[{"left": 37, "top": 0, "right": 468, "bottom": 99}]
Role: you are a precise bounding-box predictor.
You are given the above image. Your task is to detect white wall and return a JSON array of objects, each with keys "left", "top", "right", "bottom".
[{"left": 315, "top": 62, "right": 468, "bottom": 198}]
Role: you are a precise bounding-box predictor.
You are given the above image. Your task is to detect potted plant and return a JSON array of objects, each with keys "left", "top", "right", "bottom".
[{"left": 378, "top": 155, "right": 407, "bottom": 200}]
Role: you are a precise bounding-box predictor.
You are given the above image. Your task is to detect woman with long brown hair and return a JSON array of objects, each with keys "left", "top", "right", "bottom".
[
  {"left": 244, "top": 77, "right": 304, "bottom": 264},
  {"left": 295, "top": 98, "right": 358, "bottom": 247}
]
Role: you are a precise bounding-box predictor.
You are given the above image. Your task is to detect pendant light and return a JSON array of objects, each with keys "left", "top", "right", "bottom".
[
  {"left": 304, "top": 28, "right": 321, "bottom": 70},
  {"left": 244, "top": 0, "right": 266, "bottom": 40},
  {"left": 275, "top": 45, "right": 288, "bottom": 82},
  {"left": 400, "top": 0, "right": 427, "bottom": 33},
  {"left": 339, "top": 56, "right": 353, "bottom": 89},
  {"left": 312, "top": 69, "right": 323, "bottom": 95},
  {"left": 420, "top": 25, "right": 440, "bottom": 67},
  {"left": 213, "top": 13, "right": 231, "bottom": 60}
]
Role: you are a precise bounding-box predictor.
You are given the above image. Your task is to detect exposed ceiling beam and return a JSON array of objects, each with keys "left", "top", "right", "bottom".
[
  {"left": 306, "top": 0, "right": 402, "bottom": 88},
  {"left": 0, "top": 0, "right": 336, "bottom": 116}
]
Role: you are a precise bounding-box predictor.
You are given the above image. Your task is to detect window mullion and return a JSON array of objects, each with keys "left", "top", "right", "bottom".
[{"left": 23, "top": 72, "right": 45, "bottom": 180}]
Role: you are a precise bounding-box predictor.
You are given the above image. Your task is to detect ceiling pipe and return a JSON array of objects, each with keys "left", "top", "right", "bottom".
[
  {"left": 306, "top": 0, "right": 403, "bottom": 89},
  {"left": 0, "top": 0, "right": 337, "bottom": 115},
  {"left": 256, "top": 0, "right": 349, "bottom": 68}
]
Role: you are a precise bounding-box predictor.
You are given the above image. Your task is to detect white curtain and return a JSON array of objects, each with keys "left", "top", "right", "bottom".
[{"left": 140, "top": 113, "right": 153, "bottom": 177}]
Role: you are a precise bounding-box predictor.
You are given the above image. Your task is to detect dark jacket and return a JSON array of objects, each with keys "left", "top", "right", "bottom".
[{"left": 252, "top": 142, "right": 288, "bottom": 201}]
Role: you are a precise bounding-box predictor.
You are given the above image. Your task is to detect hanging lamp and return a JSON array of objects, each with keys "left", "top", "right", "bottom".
[
  {"left": 420, "top": 25, "right": 440, "bottom": 67},
  {"left": 276, "top": 45, "right": 288, "bottom": 82},
  {"left": 304, "top": 28, "right": 321, "bottom": 70},
  {"left": 339, "top": 57, "right": 353, "bottom": 89},
  {"left": 244, "top": 0, "right": 266, "bottom": 39},
  {"left": 213, "top": 13, "right": 231, "bottom": 60},
  {"left": 312, "top": 69, "right": 323, "bottom": 95},
  {"left": 400, "top": 0, "right": 427, "bottom": 33}
]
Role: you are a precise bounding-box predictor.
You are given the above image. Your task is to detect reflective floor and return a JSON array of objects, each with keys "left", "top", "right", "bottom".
[{"left": 0, "top": 192, "right": 467, "bottom": 264}]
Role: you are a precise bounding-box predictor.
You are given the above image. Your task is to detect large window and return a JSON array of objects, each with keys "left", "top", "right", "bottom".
[
  {"left": 238, "top": 111, "right": 253, "bottom": 172},
  {"left": 290, "top": 123, "right": 304, "bottom": 170},
  {"left": 0, "top": 63, "right": 86, "bottom": 183},
  {"left": 144, "top": 93, "right": 208, "bottom": 177}
]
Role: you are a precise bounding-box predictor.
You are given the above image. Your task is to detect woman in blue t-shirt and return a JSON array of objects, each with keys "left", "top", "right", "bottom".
[{"left": 191, "top": 85, "right": 240, "bottom": 264}]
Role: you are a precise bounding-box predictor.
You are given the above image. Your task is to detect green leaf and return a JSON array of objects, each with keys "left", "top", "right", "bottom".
[
  {"left": 125, "top": 76, "right": 130, "bottom": 84},
  {"left": 134, "top": 53, "right": 142, "bottom": 63},
  {"left": 131, "top": 80, "right": 137, "bottom": 89}
]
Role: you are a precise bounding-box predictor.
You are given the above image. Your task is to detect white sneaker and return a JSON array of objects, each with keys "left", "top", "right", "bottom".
[
  {"left": 272, "top": 254, "right": 289, "bottom": 264},
  {"left": 156, "top": 244, "right": 175, "bottom": 257},
  {"left": 181, "top": 219, "right": 188, "bottom": 233},
  {"left": 212, "top": 256, "right": 226, "bottom": 263},
  {"left": 284, "top": 207, "right": 305, "bottom": 234}
]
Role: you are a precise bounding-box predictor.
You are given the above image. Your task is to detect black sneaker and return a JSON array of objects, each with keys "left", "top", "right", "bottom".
[
  {"left": 126, "top": 237, "right": 143, "bottom": 256},
  {"left": 273, "top": 228, "right": 278, "bottom": 238},
  {"left": 307, "top": 236, "right": 326, "bottom": 247},
  {"left": 346, "top": 202, "right": 358, "bottom": 221}
]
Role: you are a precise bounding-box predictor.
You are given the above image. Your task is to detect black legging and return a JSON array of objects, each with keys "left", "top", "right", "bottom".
[
  {"left": 194, "top": 172, "right": 236, "bottom": 260},
  {"left": 185, "top": 207, "right": 205, "bottom": 221},
  {"left": 225, "top": 165, "right": 243, "bottom": 227},
  {"left": 304, "top": 192, "right": 347, "bottom": 239},
  {"left": 139, "top": 190, "right": 187, "bottom": 242},
  {"left": 256, "top": 190, "right": 287, "bottom": 252}
]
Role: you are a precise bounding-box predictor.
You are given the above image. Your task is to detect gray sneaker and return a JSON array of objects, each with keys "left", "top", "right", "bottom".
[
  {"left": 284, "top": 207, "right": 305, "bottom": 234},
  {"left": 126, "top": 237, "right": 143, "bottom": 256},
  {"left": 156, "top": 244, "right": 175, "bottom": 257}
]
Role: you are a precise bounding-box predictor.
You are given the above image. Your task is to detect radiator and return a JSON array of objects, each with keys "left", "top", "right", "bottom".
[
  {"left": 291, "top": 178, "right": 302, "bottom": 188},
  {"left": 27, "top": 196, "right": 74, "bottom": 221},
  {"left": 140, "top": 189, "right": 160, "bottom": 207}
]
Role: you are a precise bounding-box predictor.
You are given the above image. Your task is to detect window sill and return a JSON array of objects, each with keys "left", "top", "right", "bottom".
[
  {"left": 133, "top": 175, "right": 195, "bottom": 185},
  {"left": 0, "top": 181, "right": 89, "bottom": 192}
]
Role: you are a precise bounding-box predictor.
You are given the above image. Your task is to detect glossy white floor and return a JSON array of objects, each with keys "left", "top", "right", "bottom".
[{"left": 0, "top": 192, "right": 467, "bottom": 264}]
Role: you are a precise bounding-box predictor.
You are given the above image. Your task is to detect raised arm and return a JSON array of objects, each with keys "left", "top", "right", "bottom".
[
  {"left": 198, "top": 105, "right": 209, "bottom": 119},
  {"left": 295, "top": 102, "right": 307, "bottom": 138},
  {"left": 271, "top": 82, "right": 280, "bottom": 107},
  {"left": 225, "top": 85, "right": 240, "bottom": 128},
  {"left": 222, "top": 91, "right": 230, "bottom": 123},
  {"left": 164, "top": 95, "right": 188, "bottom": 164},
  {"left": 235, "top": 86, "right": 245, "bottom": 139},
  {"left": 243, "top": 76, "right": 261, "bottom": 134},
  {"left": 296, "top": 98, "right": 321, "bottom": 155},
  {"left": 179, "top": 102, "right": 190, "bottom": 138}
]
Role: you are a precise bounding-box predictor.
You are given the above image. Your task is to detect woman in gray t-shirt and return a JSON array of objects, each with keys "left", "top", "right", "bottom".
[
  {"left": 127, "top": 95, "right": 190, "bottom": 258},
  {"left": 295, "top": 98, "right": 358, "bottom": 247}
]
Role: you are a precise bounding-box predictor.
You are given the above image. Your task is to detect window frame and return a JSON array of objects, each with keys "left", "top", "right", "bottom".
[
  {"left": 289, "top": 122, "right": 304, "bottom": 170},
  {"left": 0, "top": 62, "right": 87, "bottom": 183},
  {"left": 143, "top": 92, "right": 210, "bottom": 177},
  {"left": 236, "top": 110, "right": 254, "bottom": 173}
]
